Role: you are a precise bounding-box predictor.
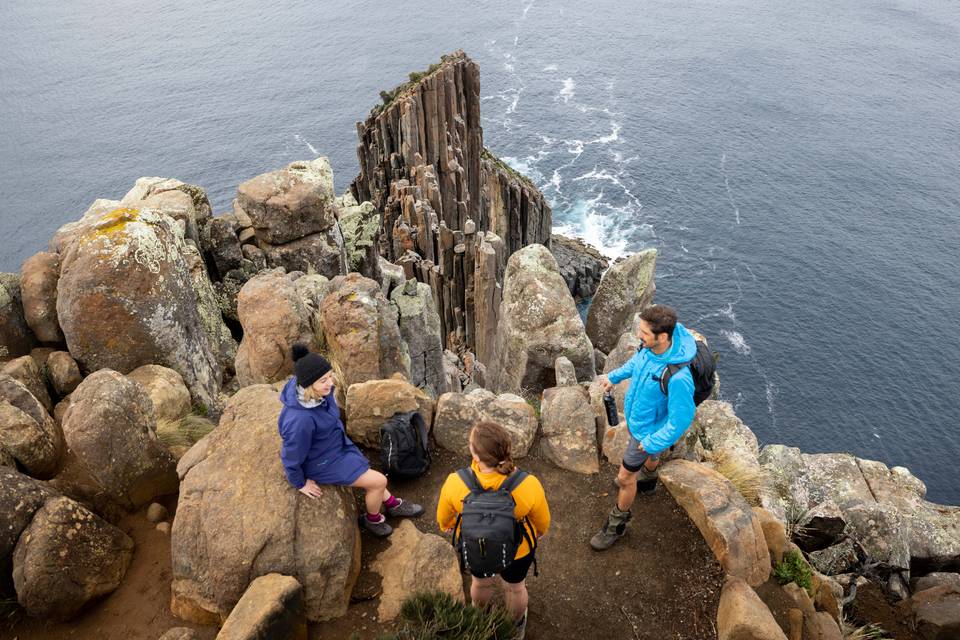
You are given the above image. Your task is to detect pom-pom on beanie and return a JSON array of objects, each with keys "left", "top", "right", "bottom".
[{"left": 292, "top": 343, "right": 332, "bottom": 388}]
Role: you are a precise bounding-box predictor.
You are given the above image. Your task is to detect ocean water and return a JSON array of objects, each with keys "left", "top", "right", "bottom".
[{"left": 2, "top": 0, "right": 959, "bottom": 502}]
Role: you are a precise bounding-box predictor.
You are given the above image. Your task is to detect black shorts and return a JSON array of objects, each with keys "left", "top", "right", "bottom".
[{"left": 470, "top": 552, "right": 535, "bottom": 584}]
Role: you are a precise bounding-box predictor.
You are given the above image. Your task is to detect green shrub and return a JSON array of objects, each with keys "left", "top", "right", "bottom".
[
  {"left": 773, "top": 550, "right": 813, "bottom": 593},
  {"left": 379, "top": 591, "right": 517, "bottom": 640}
]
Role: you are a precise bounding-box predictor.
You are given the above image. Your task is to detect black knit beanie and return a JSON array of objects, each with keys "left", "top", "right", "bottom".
[{"left": 292, "top": 343, "right": 332, "bottom": 388}]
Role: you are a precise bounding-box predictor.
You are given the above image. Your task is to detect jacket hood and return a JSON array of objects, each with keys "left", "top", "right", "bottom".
[
  {"left": 280, "top": 377, "right": 302, "bottom": 409},
  {"left": 647, "top": 322, "right": 697, "bottom": 365}
]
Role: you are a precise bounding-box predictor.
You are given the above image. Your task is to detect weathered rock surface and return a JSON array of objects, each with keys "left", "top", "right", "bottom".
[
  {"left": 550, "top": 234, "right": 609, "bottom": 302},
  {"left": 339, "top": 199, "right": 382, "bottom": 280},
  {"left": 659, "top": 460, "right": 771, "bottom": 587},
  {"left": 207, "top": 215, "right": 244, "bottom": 279},
  {"left": 371, "top": 520, "right": 463, "bottom": 621},
  {"left": 121, "top": 177, "right": 213, "bottom": 248},
  {"left": 0, "top": 373, "right": 63, "bottom": 479},
  {"left": 540, "top": 385, "right": 599, "bottom": 474},
  {"left": 127, "top": 364, "right": 192, "bottom": 423},
  {"left": 752, "top": 507, "right": 788, "bottom": 566},
  {"left": 12, "top": 495, "right": 134, "bottom": 621},
  {"left": 585, "top": 249, "right": 657, "bottom": 354},
  {"left": 172, "top": 384, "right": 360, "bottom": 624},
  {"left": 344, "top": 376, "right": 435, "bottom": 447},
  {"left": 0, "top": 467, "right": 53, "bottom": 558},
  {"left": 489, "top": 245, "right": 594, "bottom": 396},
  {"left": 908, "top": 585, "right": 960, "bottom": 640},
  {"left": 216, "top": 573, "right": 307, "bottom": 640},
  {"left": 760, "top": 445, "right": 960, "bottom": 574},
  {"left": 320, "top": 273, "right": 410, "bottom": 388},
  {"left": 159, "top": 628, "right": 200, "bottom": 640},
  {"left": 52, "top": 201, "right": 225, "bottom": 414},
  {"left": 234, "top": 270, "right": 322, "bottom": 387},
  {"left": 182, "top": 241, "right": 239, "bottom": 376},
  {"left": 45, "top": 350, "right": 82, "bottom": 397},
  {"left": 390, "top": 279, "right": 444, "bottom": 396},
  {"left": 3, "top": 355, "right": 53, "bottom": 413},
  {"left": 236, "top": 158, "right": 339, "bottom": 246},
  {"left": 52, "top": 369, "right": 178, "bottom": 519},
  {"left": 1, "top": 273, "right": 38, "bottom": 361},
  {"left": 914, "top": 573, "right": 960, "bottom": 594},
  {"left": 434, "top": 388, "right": 538, "bottom": 458},
  {"left": 260, "top": 227, "right": 347, "bottom": 279},
  {"left": 716, "top": 576, "right": 788, "bottom": 640},
  {"left": 19, "top": 252, "right": 64, "bottom": 343},
  {"left": 554, "top": 356, "right": 578, "bottom": 387}
]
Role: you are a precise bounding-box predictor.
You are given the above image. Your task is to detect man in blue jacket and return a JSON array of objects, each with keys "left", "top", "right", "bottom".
[{"left": 590, "top": 304, "right": 696, "bottom": 551}]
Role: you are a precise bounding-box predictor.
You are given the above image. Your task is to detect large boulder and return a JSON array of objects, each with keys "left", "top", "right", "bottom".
[
  {"left": 0, "top": 373, "right": 62, "bottom": 478},
  {"left": 716, "top": 576, "right": 787, "bottom": 640},
  {"left": 0, "top": 273, "right": 37, "bottom": 360},
  {"left": 371, "top": 520, "right": 463, "bottom": 621},
  {"left": 51, "top": 369, "right": 178, "bottom": 520},
  {"left": 19, "top": 252, "right": 64, "bottom": 343},
  {"left": 260, "top": 227, "right": 347, "bottom": 279},
  {"left": 433, "top": 389, "right": 538, "bottom": 458},
  {"left": 585, "top": 248, "right": 656, "bottom": 354},
  {"left": 45, "top": 350, "right": 82, "bottom": 397},
  {"left": 908, "top": 585, "right": 960, "bottom": 640},
  {"left": 236, "top": 159, "right": 339, "bottom": 246},
  {"left": 339, "top": 199, "right": 382, "bottom": 280},
  {"left": 121, "top": 177, "right": 213, "bottom": 247},
  {"left": 549, "top": 234, "right": 609, "bottom": 302},
  {"left": 127, "top": 364, "right": 192, "bottom": 423},
  {"left": 390, "top": 279, "right": 444, "bottom": 397},
  {"left": 172, "top": 384, "right": 360, "bottom": 624},
  {"left": 234, "top": 270, "right": 322, "bottom": 387},
  {"left": 216, "top": 574, "right": 307, "bottom": 640},
  {"left": 539, "top": 385, "right": 599, "bottom": 474},
  {"left": 3, "top": 355, "right": 53, "bottom": 413},
  {"left": 12, "top": 495, "right": 134, "bottom": 621},
  {"left": 344, "top": 376, "right": 435, "bottom": 447},
  {"left": 0, "top": 467, "right": 53, "bottom": 558},
  {"left": 319, "top": 273, "right": 410, "bottom": 388},
  {"left": 52, "top": 201, "right": 225, "bottom": 414},
  {"left": 659, "top": 460, "right": 771, "bottom": 587},
  {"left": 489, "top": 245, "right": 594, "bottom": 396}
]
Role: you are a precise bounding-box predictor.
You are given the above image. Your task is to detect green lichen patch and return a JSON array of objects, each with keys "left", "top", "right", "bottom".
[{"left": 372, "top": 52, "right": 465, "bottom": 116}]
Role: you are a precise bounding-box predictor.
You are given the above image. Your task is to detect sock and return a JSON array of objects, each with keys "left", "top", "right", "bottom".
[
  {"left": 365, "top": 512, "right": 385, "bottom": 523},
  {"left": 384, "top": 495, "right": 400, "bottom": 509}
]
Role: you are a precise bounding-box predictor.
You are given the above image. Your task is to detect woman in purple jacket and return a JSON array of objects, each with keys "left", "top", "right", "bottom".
[{"left": 278, "top": 343, "right": 423, "bottom": 537}]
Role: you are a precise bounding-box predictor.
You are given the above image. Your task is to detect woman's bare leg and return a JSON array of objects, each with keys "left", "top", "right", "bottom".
[{"left": 350, "top": 469, "right": 388, "bottom": 514}]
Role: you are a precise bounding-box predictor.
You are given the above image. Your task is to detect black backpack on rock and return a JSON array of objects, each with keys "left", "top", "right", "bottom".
[
  {"left": 452, "top": 468, "right": 538, "bottom": 578},
  {"left": 379, "top": 411, "right": 430, "bottom": 479},
  {"left": 657, "top": 338, "right": 718, "bottom": 405}
]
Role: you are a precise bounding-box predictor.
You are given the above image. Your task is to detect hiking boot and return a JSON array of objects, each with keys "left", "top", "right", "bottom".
[
  {"left": 384, "top": 498, "right": 424, "bottom": 518},
  {"left": 515, "top": 607, "right": 528, "bottom": 640},
  {"left": 360, "top": 514, "right": 393, "bottom": 537},
  {"left": 589, "top": 506, "right": 632, "bottom": 551}
]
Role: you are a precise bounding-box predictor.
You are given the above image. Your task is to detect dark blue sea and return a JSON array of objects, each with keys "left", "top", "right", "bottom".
[{"left": 3, "top": 0, "right": 959, "bottom": 502}]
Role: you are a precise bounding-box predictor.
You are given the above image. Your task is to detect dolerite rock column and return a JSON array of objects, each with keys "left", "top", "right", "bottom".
[
  {"left": 550, "top": 234, "right": 610, "bottom": 303},
  {"left": 351, "top": 51, "right": 551, "bottom": 356}
]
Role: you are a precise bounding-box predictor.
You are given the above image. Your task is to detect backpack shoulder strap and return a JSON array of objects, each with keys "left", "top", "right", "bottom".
[
  {"left": 456, "top": 467, "right": 483, "bottom": 492},
  {"left": 411, "top": 411, "right": 429, "bottom": 451},
  {"left": 499, "top": 470, "right": 530, "bottom": 494},
  {"left": 658, "top": 362, "right": 690, "bottom": 396}
]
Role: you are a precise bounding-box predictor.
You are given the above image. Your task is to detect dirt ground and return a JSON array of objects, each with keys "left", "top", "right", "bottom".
[{"left": 4, "top": 445, "right": 724, "bottom": 640}]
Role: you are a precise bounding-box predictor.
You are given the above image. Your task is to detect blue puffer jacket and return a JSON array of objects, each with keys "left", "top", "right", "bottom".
[
  {"left": 607, "top": 323, "right": 697, "bottom": 455},
  {"left": 277, "top": 377, "right": 369, "bottom": 489}
]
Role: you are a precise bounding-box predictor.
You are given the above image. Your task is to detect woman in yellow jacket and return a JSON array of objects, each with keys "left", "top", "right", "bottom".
[{"left": 437, "top": 421, "right": 550, "bottom": 637}]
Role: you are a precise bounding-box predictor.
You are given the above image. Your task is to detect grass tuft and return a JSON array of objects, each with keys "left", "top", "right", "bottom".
[
  {"left": 841, "top": 619, "right": 891, "bottom": 640},
  {"left": 774, "top": 550, "right": 813, "bottom": 593},
  {"left": 379, "top": 591, "right": 517, "bottom": 640},
  {"left": 711, "top": 450, "right": 769, "bottom": 507},
  {"left": 156, "top": 413, "right": 215, "bottom": 455}
]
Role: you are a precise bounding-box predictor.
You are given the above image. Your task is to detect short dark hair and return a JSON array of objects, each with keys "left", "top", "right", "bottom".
[{"left": 640, "top": 305, "right": 677, "bottom": 337}]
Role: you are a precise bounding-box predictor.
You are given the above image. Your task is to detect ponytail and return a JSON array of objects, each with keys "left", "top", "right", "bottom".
[{"left": 470, "top": 422, "right": 516, "bottom": 475}]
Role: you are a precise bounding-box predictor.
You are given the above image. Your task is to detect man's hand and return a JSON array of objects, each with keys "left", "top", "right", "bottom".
[
  {"left": 298, "top": 479, "right": 324, "bottom": 499},
  {"left": 599, "top": 375, "right": 614, "bottom": 393}
]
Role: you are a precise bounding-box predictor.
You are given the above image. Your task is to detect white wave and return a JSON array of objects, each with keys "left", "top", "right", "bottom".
[
  {"left": 543, "top": 64, "right": 558, "bottom": 72},
  {"left": 564, "top": 139, "right": 584, "bottom": 154},
  {"left": 558, "top": 78, "right": 575, "bottom": 103},
  {"left": 595, "top": 121, "right": 620, "bottom": 143},
  {"left": 547, "top": 169, "right": 562, "bottom": 194},
  {"left": 765, "top": 382, "right": 777, "bottom": 416},
  {"left": 294, "top": 134, "right": 320, "bottom": 156},
  {"left": 721, "top": 329, "right": 751, "bottom": 355},
  {"left": 720, "top": 152, "right": 741, "bottom": 225},
  {"left": 553, "top": 192, "right": 629, "bottom": 259}
]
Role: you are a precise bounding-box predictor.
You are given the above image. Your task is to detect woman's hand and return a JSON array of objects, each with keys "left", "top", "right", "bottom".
[{"left": 298, "top": 479, "right": 324, "bottom": 499}]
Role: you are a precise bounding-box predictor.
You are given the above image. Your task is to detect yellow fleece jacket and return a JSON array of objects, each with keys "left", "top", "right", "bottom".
[{"left": 436, "top": 461, "right": 551, "bottom": 559}]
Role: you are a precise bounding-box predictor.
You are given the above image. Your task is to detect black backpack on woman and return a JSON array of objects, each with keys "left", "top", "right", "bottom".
[{"left": 451, "top": 468, "right": 537, "bottom": 578}]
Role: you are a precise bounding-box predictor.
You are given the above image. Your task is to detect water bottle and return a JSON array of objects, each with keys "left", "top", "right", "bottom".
[{"left": 603, "top": 392, "right": 619, "bottom": 426}]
